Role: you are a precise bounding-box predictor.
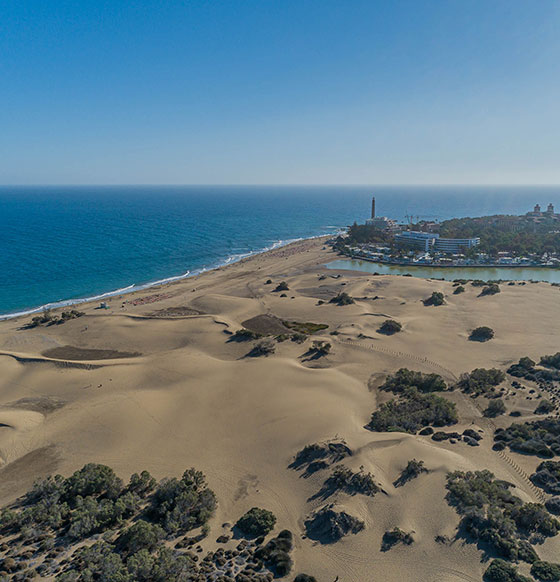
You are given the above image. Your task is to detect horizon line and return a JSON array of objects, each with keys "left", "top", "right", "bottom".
[{"left": 1, "top": 183, "right": 560, "bottom": 188}]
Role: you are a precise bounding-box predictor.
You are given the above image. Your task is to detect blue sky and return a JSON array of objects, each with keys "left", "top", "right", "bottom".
[{"left": 1, "top": 1, "right": 559, "bottom": 185}]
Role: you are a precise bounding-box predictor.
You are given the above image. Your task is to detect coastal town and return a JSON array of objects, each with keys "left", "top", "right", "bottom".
[{"left": 337, "top": 197, "right": 560, "bottom": 268}]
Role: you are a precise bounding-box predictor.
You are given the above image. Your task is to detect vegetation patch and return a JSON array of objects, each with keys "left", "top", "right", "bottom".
[
  {"left": 247, "top": 339, "right": 276, "bottom": 357},
  {"left": 254, "top": 529, "right": 294, "bottom": 577},
  {"left": 381, "top": 527, "right": 414, "bottom": 551},
  {"left": 329, "top": 292, "right": 354, "bottom": 306},
  {"left": 423, "top": 291, "right": 445, "bottom": 306},
  {"left": 469, "top": 326, "right": 494, "bottom": 342},
  {"left": 236, "top": 507, "right": 277, "bottom": 537},
  {"left": 479, "top": 283, "right": 501, "bottom": 296},
  {"left": 380, "top": 368, "right": 447, "bottom": 394},
  {"left": 540, "top": 353, "right": 560, "bottom": 370},
  {"left": 231, "top": 328, "right": 263, "bottom": 341},
  {"left": 367, "top": 387, "right": 458, "bottom": 434},
  {"left": 304, "top": 505, "right": 364, "bottom": 543},
  {"left": 42, "top": 346, "right": 141, "bottom": 360},
  {"left": 508, "top": 356, "right": 560, "bottom": 383},
  {"left": 494, "top": 418, "right": 560, "bottom": 457},
  {"left": 274, "top": 281, "right": 289, "bottom": 292},
  {"left": 27, "top": 309, "right": 85, "bottom": 328},
  {"left": 484, "top": 398, "right": 507, "bottom": 418},
  {"left": 531, "top": 561, "right": 560, "bottom": 582},
  {"left": 393, "top": 459, "right": 429, "bottom": 487},
  {"left": 456, "top": 368, "right": 506, "bottom": 397},
  {"left": 531, "top": 461, "right": 560, "bottom": 495},
  {"left": 282, "top": 321, "right": 329, "bottom": 335},
  {"left": 484, "top": 559, "right": 531, "bottom": 582},
  {"left": 0, "top": 464, "right": 226, "bottom": 581},
  {"left": 378, "top": 319, "right": 402, "bottom": 335},
  {"left": 289, "top": 442, "right": 352, "bottom": 475},
  {"left": 453, "top": 285, "right": 465, "bottom": 295},
  {"left": 313, "top": 466, "right": 379, "bottom": 500},
  {"left": 446, "top": 469, "right": 560, "bottom": 563}
]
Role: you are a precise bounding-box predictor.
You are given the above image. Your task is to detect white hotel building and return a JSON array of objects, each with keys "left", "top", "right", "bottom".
[{"left": 394, "top": 231, "right": 480, "bottom": 254}]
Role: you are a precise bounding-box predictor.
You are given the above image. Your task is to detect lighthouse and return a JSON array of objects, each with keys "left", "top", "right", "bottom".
[{"left": 371, "top": 196, "right": 376, "bottom": 219}]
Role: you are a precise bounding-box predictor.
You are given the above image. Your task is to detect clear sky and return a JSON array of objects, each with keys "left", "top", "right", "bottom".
[{"left": 1, "top": 1, "right": 559, "bottom": 185}]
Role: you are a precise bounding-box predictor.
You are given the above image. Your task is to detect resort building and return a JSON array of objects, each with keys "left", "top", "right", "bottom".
[{"left": 394, "top": 230, "right": 480, "bottom": 253}]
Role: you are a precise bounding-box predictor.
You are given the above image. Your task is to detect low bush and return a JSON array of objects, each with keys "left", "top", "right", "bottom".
[
  {"left": 479, "top": 283, "right": 501, "bottom": 296},
  {"left": 304, "top": 505, "right": 364, "bottom": 543},
  {"left": 456, "top": 368, "right": 505, "bottom": 396},
  {"left": 367, "top": 387, "right": 458, "bottom": 434},
  {"left": 378, "top": 319, "right": 402, "bottom": 335},
  {"left": 484, "top": 559, "right": 531, "bottom": 582},
  {"left": 531, "top": 461, "right": 560, "bottom": 495},
  {"left": 380, "top": 368, "right": 446, "bottom": 394},
  {"left": 274, "top": 281, "right": 289, "bottom": 292},
  {"left": 540, "top": 353, "right": 560, "bottom": 370},
  {"left": 254, "top": 529, "right": 294, "bottom": 576},
  {"left": 232, "top": 328, "right": 262, "bottom": 341},
  {"left": 283, "top": 321, "right": 329, "bottom": 334},
  {"left": 536, "top": 400, "right": 555, "bottom": 415},
  {"left": 321, "top": 466, "right": 379, "bottom": 497},
  {"left": 446, "top": 470, "right": 560, "bottom": 564},
  {"left": 310, "top": 340, "right": 331, "bottom": 357},
  {"left": 329, "top": 292, "right": 354, "bottom": 306},
  {"left": 469, "top": 326, "right": 494, "bottom": 342},
  {"left": 381, "top": 527, "right": 414, "bottom": 551},
  {"left": 484, "top": 399, "right": 506, "bottom": 418},
  {"left": 453, "top": 285, "right": 465, "bottom": 295},
  {"left": 394, "top": 459, "right": 429, "bottom": 487},
  {"left": 248, "top": 339, "right": 276, "bottom": 357},
  {"left": 294, "top": 575, "right": 317, "bottom": 582},
  {"left": 494, "top": 418, "right": 560, "bottom": 458},
  {"left": 424, "top": 291, "right": 445, "bottom": 306},
  {"left": 236, "top": 507, "right": 277, "bottom": 537},
  {"left": 531, "top": 561, "right": 560, "bottom": 582}
]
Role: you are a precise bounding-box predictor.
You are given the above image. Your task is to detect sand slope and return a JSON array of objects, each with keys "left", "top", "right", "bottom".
[{"left": 0, "top": 237, "right": 559, "bottom": 580}]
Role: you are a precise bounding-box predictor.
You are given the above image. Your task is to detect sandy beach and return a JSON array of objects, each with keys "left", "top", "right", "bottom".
[{"left": 1, "top": 236, "right": 559, "bottom": 581}]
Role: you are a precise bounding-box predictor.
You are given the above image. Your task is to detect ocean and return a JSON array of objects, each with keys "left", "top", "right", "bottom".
[{"left": 2, "top": 185, "right": 560, "bottom": 318}]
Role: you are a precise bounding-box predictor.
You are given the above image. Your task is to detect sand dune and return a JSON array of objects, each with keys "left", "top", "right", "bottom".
[{"left": 1, "top": 237, "right": 560, "bottom": 580}]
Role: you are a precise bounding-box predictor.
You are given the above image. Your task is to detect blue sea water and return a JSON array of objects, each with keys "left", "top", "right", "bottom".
[{"left": 1, "top": 185, "right": 560, "bottom": 318}]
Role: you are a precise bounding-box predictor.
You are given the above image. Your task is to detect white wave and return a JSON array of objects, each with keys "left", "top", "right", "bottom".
[{"left": 0, "top": 230, "right": 338, "bottom": 321}]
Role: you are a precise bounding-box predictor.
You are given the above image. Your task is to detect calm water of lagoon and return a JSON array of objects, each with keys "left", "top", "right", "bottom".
[{"left": 326, "top": 259, "right": 560, "bottom": 283}]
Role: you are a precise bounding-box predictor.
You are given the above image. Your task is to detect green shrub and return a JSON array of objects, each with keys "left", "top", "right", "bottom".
[
  {"left": 274, "top": 281, "right": 289, "bottom": 292},
  {"left": 378, "top": 319, "right": 402, "bottom": 335},
  {"left": 484, "top": 399, "right": 506, "bottom": 418},
  {"left": 469, "top": 326, "right": 494, "bottom": 342},
  {"left": 424, "top": 291, "right": 445, "bottom": 306},
  {"left": 381, "top": 527, "right": 414, "bottom": 551},
  {"left": 453, "top": 285, "right": 465, "bottom": 294},
  {"left": 368, "top": 387, "right": 458, "bottom": 434},
  {"left": 232, "top": 328, "right": 262, "bottom": 341},
  {"left": 236, "top": 507, "right": 277, "bottom": 537},
  {"left": 480, "top": 283, "right": 501, "bottom": 296},
  {"left": 531, "top": 461, "right": 560, "bottom": 495},
  {"left": 484, "top": 559, "right": 531, "bottom": 582},
  {"left": 322, "top": 466, "right": 379, "bottom": 497},
  {"left": 394, "top": 459, "right": 428, "bottom": 487},
  {"left": 329, "top": 292, "right": 354, "bottom": 305},
  {"left": 494, "top": 418, "right": 560, "bottom": 457},
  {"left": 283, "top": 321, "right": 329, "bottom": 334},
  {"left": 536, "top": 400, "right": 555, "bottom": 415},
  {"left": 531, "top": 561, "right": 560, "bottom": 582},
  {"left": 540, "top": 353, "right": 560, "bottom": 370},
  {"left": 116, "top": 521, "right": 165, "bottom": 555},
  {"left": 248, "top": 339, "right": 276, "bottom": 357},
  {"left": 456, "top": 368, "right": 505, "bottom": 396},
  {"left": 380, "top": 368, "right": 446, "bottom": 393}
]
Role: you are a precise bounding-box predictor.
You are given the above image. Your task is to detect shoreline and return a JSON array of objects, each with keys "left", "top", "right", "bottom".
[
  {"left": 0, "top": 234, "right": 334, "bottom": 322},
  {"left": 0, "top": 234, "right": 333, "bottom": 322}
]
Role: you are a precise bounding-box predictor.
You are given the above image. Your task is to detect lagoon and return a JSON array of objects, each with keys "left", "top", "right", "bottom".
[{"left": 326, "top": 258, "right": 560, "bottom": 283}]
